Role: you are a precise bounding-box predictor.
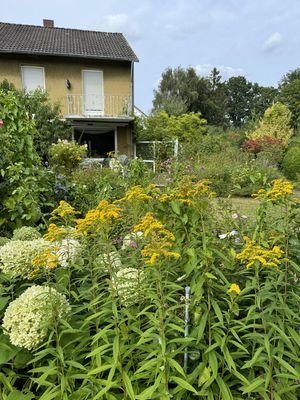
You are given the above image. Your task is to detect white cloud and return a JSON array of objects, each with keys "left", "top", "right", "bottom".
[
  {"left": 195, "top": 64, "right": 245, "bottom": 80},
  {"left": 99, "top": 13, "right": 141, "bottom": 41},
  {"left": 262, "top": 32, "right": 283, "bottom": 52}
]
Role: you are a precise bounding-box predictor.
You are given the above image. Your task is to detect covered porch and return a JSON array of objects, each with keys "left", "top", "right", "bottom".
[{"left": 67, "top": 116, "right": 135, "bottom": 163}]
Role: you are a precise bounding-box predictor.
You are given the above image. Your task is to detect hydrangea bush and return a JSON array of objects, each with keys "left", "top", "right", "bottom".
[
  {"left": 2, "top": 285, "right": 70, "bottom": 349},
  {"left": 0, "top": 239, "right": 50, "bottom": 278},
  {"left": 12, "top": 226, "right": 41, "bottom": 241}
]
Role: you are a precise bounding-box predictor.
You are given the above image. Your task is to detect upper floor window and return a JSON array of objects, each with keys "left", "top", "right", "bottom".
[{"left": 21, "top": 66, "right": 45, "bottom": 92}]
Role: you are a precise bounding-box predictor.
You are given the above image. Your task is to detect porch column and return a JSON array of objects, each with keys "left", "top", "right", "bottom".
[{"left": 114, "top": 127, "right": 118, "bottom": 154}]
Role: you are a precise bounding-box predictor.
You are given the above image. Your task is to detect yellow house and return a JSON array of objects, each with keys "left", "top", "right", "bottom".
[{"left": 0, "top": 19, "right": 139, "bottom": 158}]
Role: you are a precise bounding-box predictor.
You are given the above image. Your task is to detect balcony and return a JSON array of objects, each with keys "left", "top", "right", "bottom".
[{"left": 66, "top": 94, "right": 132, "bottom": 118}]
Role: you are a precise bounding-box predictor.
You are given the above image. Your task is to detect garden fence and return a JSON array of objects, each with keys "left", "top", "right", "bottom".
[{"left": 133, "top": 139, "right": 179, "bottom": 172}]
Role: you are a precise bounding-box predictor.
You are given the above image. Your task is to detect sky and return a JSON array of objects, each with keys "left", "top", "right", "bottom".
[{"left": 2, "top": 0, "right": 300, "bottom": 114}]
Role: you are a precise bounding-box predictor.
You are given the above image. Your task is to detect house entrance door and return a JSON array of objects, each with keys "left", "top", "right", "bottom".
[{"left": 82, "top": 70, "right": 104, "bottom": 115}]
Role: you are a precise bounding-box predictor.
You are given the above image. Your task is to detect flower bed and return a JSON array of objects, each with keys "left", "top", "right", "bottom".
[{"left": 1, "top": 178, "right": 300, "bottom": 399}]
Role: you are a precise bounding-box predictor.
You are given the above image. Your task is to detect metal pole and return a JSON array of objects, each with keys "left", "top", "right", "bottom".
[{"left": 184, "top": 286, "right": 191, "bottom": 372}]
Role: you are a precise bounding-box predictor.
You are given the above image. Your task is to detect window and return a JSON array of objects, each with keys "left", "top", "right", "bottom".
[
  {"left": 82, "top": 70, "right": 104, "bottom": 115},
  {"left": 21, "top": 66, "right": 45, "bottom": 92}
]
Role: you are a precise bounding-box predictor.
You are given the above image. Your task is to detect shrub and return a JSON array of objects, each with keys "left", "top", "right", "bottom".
[
  {"left": 282, "top": 146, "right": 300, "bottom": 179},
  {"left": 231, "top": 160, "right": 281, "bottom": 196},
  {"left": 69, "top": 164, "right": 127, "bottom": 213},
  {"left": 0, "top": 90, "right": 46, "bottom": 233},
  {"left": 241, "top": 136, "right": 284, "bottom": 165},
  {"left": 49, "top": 140, "right": 87, "bottom": 175},
  {"left": 242, "top": 136, "right": 283, "bottom": 154},
  {"left": 247, "top": 102, "right": 293, "bottom": 147}
]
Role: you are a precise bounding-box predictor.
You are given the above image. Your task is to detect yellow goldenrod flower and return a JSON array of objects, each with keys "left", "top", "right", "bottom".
[
  {"left": 133, "top": 213, "right": 180, "bottom": 265},
  {"left": 51, "top": 200, "right": 77, "bottom": 218},
  {"left": 115, "top": 184, "right": 160, "bottom": 204},
  {"left": 158, "top": 176, "right": 216, "bottom": 205},
  {"left": 43, "top": 223, "right": 70, "bottom": 242},
  {"left": 32, "top": 247, "right": 59, "bottom": 271},
  {"left": 159, "top": 193, "right": 174, "bottom": 203},
  {"left": 96, "top": 200, "right": 122, "bottom": 221},
  {"left": 75, "top": 200, "right": 121, "bottom": 235},
  {"left": 236, "top": 237, "right": 284, "bottom": 269},
  {"left": 228, "top": 283, "right": 241, "bottom": 295},
  {"left": 133, "top": 213, "right": 175, "bottom": 240},
  {"left": 252, "top": 179, "right": 293, "bottom": 201}
]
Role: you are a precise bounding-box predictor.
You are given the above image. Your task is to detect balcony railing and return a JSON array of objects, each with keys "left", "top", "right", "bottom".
[{"left": 66, "top": 94, "right": 132, "bottom": 117}]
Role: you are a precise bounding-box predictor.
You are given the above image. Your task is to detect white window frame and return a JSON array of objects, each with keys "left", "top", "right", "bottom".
[{"left": 21, "top": 66, "right": 46, "bottom": 92}]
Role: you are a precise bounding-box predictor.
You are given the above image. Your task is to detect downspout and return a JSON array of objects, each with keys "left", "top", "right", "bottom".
[
  {"left": 131, "top": 61, "right": 134, "bottom": 115},
  {"left": 130, "top": 61, "right": 135, "bottom": 157}
]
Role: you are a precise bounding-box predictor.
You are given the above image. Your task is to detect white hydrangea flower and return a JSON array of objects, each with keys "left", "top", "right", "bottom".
[
  {"left": 111, "top": 267, "right": 144, "bottom": 306},
  {"left": 94, "top": 250, "right": 122, "bottom": 272},
  {"left": 2, "top": 285, "right": 71, "bottom": 350},
  {"left": 53, "top": 238, "right": 81, "bottom": 268},
  {"left": 0, "top": 239, "right": 50, "bottom": 279},
  {"left": 122, "top": 231, "right": 143, "bottom": 249},
  {"left": 12, "top": 226, "right": 41, "bottom": 241}
]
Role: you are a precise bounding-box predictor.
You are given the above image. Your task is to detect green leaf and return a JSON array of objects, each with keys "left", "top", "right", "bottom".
[
  {"left": 208, "top": 351, "right": 218, "bottom": 378},
  {"left": 0, "top": 336, "right": 18, "bottom": 365},
  {"left": 216, "top": 376, "right": 233, "bottom": 400},
  {"left": 135, "top": 359, "right": 157, "bottom": 375},
  {"left": 7, "top": 390, "right": 35, "bottom": 400},
  {"left": 171, "top": 376, "right": 198, "bottom": 394},
  {"left": 0, "top": 296, "right": 9, "bottom": 311},
  {"left": 135, "top": 381, "right": 160, "bottom": 399},
  {"left": 198, "top": 367, "right": 211, "bottom": 386},
  {"left": 13, "top": 349, "right": 32, "bottom": 368},
  {"left": 170, "top": 200, "right": 181, "bottom": 215},
  {"left": 241, "top": 378, "right": 265, "bottom": 394},
  {"left": 274, "top": 356, "right": 300, "bottom": 378},
  {"left": 211, "top": 299, "right": 224, "bottom": 325},
  {"left": 122, "top": 371, "right": 135, "bottom": 400},
  {"left": 205, "top": 272, "right": 218, "bottom": 280},
  {"left": 168, "top": 357, "right": 186, "bottom": 377},
  {"left": 241, "top": 347, "right": 264, "bottom": 369}
]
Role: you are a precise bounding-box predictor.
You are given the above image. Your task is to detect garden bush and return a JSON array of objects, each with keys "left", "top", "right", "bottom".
[
  {"left": 282, "top": 146, "right": 300, "bottom": 180},
  {"left": 0, "top": 90, "right": 52, "bottom": 234},
  {"left": 49, "top": 140, "right": 87, "bottom": 175},
  {"left": 1, "top": 178, "right": 300, "bottom": 399},
  {"left": 69, "top": 164, "right": 127, "bottom": 213}
]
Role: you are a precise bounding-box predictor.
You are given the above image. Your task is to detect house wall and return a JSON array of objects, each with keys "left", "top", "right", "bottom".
[{"left": 0, "top": 55, "right": 132, "bottom": 116}]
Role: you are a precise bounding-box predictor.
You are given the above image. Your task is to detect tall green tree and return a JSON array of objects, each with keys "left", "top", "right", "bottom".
[
  {"left": 205, "top": 68, "right": 227, "bottom": 126},
  {"left": 225, "top": 76, "right": 254, "bottom": 127},
  {"left": 279, "top": 69, "right": 300, "bottom": 128},
  {"left": 251, "top": 84, "right": 278, "bottom": 120},
  {"left": 152, "top": 67, "right": 201, "bottom": 115},
  {"left": 152, "top": 66, "right": 228, "bottom": 125}
]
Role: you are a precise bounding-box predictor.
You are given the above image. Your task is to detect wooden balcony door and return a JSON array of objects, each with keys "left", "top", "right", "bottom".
[{"left": 82, "top": 70, "right": 104, "bottom": 115}]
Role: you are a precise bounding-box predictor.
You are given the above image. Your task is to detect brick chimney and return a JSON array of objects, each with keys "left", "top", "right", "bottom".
[{"left": 43, "top": 19, "right": 54, "bottom": 28}]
